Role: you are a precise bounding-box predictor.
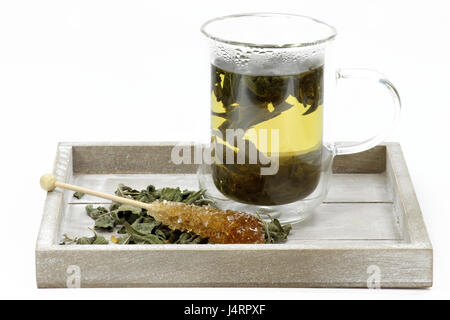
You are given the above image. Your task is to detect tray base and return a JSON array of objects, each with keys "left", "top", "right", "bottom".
[{"left": 62, "top": 172, "right": 400, "bottom": 244}]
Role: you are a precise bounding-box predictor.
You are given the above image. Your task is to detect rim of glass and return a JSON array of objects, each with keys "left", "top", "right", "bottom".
[{"left": 200, "top": 13, "right": 337, "bottom": 49}]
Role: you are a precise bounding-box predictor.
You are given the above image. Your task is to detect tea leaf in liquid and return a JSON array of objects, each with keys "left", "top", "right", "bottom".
[{"left": 211, "top": 65, "right": 324, "bottom": 205}]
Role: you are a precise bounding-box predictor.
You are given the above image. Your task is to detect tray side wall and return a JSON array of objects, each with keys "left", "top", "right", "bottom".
[
  {"left": 386, "top": 144, "right": 432, "bottom": 246},
  {"left": 36, "top": 144, "right": 72, "bottom": 248},
  {"left": 36, "top": 247, "right": 432, "bottom": 288},
  {"left": 71, "top": 144, "right": 387, "bottom": 174}
]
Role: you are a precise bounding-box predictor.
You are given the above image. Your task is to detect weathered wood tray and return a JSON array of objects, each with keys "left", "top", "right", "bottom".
[{"left": 36, "top": 142, "right": 432, "bottom": 288}]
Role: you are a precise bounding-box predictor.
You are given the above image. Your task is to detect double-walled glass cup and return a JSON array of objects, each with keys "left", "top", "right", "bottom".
[{"left": 198, "top": 13, "right": 401, "bottom": 224}]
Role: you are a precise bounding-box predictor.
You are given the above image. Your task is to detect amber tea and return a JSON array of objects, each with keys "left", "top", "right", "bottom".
[{"left": 211, "top": 64, "right": 324, "bottom": 205}]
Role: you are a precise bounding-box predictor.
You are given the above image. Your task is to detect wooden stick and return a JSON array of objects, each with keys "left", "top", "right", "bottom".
[{"left": 40, "top": 173, "right": 148, "bottom": 209}]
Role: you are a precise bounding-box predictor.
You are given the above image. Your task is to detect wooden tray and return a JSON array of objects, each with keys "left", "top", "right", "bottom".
[{"left": 36, "top": 142, "right": 432, "bottom": 288}]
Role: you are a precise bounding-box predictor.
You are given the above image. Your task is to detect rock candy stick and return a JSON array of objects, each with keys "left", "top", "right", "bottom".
[{"left": 149, "top": 201, "right": 265, "bottom": 244}]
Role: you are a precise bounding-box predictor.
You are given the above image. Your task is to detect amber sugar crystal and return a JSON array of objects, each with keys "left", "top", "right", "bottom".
[{"left": 147, "top": 201, "right": 265, "bottom": 244}]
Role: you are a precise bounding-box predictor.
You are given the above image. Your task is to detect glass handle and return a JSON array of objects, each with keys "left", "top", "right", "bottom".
[{"left": 334, "top": 68, "right": 401, "bottom": 155}]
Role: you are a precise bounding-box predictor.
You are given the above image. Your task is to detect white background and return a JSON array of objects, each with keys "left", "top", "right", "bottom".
[{"left": 0, "top": 0, "right": 449, "bottom": 299}]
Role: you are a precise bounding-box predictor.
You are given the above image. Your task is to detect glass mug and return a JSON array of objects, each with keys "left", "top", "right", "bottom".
[{"left": 197, "top": 13, "right": 401, "bottom": 224}]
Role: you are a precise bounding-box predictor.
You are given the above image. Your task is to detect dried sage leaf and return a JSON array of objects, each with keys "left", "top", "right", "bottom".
[
  {"left": 86, "top": 205, "right": 108, "bottom": 220},
  {"left": 92, "top": 234, "right": 109, "bottom": 245},
  {"left": 94, "top": 214, "right": 116, "bottom": 230},
  {"left": 73, "top": 191, "right": 85, "bottom": 199}
]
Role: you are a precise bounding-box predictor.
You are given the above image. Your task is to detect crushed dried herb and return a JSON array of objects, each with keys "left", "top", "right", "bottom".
[
  {"left": 61, "top": 183, "right": 291, "bottom": 245},
  {"left": 73, "top": 191, "right": 85, "bottom": 199},
  {"left": 60, "top": 228, "right": 109, "bottom": 245}
]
